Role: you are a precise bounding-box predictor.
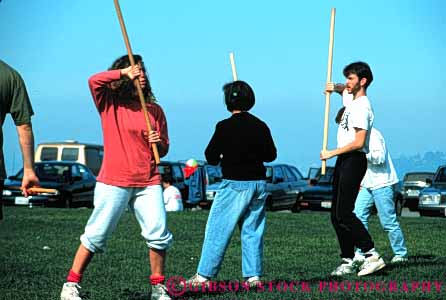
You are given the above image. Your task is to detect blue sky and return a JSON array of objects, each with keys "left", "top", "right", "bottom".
[{"left": 1, "top": 0, "right": 445, "bottom": 176}]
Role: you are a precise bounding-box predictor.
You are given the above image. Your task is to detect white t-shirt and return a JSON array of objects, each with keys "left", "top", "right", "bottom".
[
  {"left": 337, "top": 91, "right": 374, "bottom": 153},
  {"left": 163, "top": 185, "right": 183, "bottom": 212},
  {"left": 361, "top": 128, "right": 399, "bottom": 190}
]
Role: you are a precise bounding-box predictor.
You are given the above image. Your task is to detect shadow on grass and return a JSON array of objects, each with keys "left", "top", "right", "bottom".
[{"left": 383, "top": 254, "right": 443, "bottom": 271}]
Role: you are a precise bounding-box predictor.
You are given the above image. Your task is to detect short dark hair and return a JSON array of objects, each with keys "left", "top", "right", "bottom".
[
  {"left": 343, "top": 61, "right": 373, "bottom": 89},
  {"left": 109, "top": 54, "right": 156, "bottom": 102},
  {"left": 223, "top": 80, "right": 255, "bottom": 112},
  {"left": 162, "top": 173, "right": 174, "bottom": 185}
]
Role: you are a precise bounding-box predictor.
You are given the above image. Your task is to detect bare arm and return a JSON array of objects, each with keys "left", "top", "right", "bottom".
[
  {"left": 16, "top": 123, "right": 40, "bottom": 196},
  {"left": 320, "top": 128, "right": 367, "bottom": 160}
]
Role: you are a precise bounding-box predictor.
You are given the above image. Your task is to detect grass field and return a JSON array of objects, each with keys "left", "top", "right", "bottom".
[{"left": 0, "top": 206, "right": 445, "bottom": 300}]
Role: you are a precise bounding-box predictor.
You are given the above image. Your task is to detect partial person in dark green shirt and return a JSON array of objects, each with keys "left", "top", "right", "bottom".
[{"left": 0, "top": 60, "right": 40, "bottom": 220}]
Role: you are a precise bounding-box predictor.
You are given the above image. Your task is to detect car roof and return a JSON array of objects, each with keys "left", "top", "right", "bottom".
[
  {"left": 405, "top": 171, "right": 436, "bottom": 175},
  {"left": 37, "top": 141, "right": 103, "bottom": 147}
]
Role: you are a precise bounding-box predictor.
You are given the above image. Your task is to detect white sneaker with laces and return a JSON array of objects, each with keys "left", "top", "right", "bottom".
[
  {"left": 330, "top": 258, "right": 355, "bottom": 276},
  {"left": 245, "top": 276, "right": 261, "bottom": 288},
  {"left": 358, "top": 252, "right": 386, "bottom": 276},
  {"left": 391, "top": 255, "right": 408, "bottom": 264},
  {"left": 60, "top": 282, "right": 82, "bottom": 300},
  {"left": 151, "top": 283, "right": 171, "bottom": 300}
]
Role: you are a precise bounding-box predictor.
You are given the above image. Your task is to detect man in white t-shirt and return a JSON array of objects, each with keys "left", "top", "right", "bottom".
[
  {"left": 162, "top": 174, "right": 183, "bottom": 212},
  {"left": 321, "top": 61, "right": 385, "bottom": 277}
]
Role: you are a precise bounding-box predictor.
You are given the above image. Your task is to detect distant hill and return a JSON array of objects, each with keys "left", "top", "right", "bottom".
[{"left": 393, "top": 151, "right": 446, "bottom": 179}]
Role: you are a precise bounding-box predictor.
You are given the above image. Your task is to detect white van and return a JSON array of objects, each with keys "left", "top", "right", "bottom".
[{"left": 35, "top": 141, "right": 103, "bottom": 176}]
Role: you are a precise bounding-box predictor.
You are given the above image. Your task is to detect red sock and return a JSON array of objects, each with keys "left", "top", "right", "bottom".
[
  {"left": 67, "top": 269, "right": 82, "bottom": 283},
  {"left": 150, "top": 274, "right": 165, "bottom": 285}
]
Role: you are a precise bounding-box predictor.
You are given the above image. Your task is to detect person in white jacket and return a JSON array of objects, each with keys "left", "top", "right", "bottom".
[
  {"left": 162, "top": 174, "right": 183, "bottom": 212},
  {"left": 353, "top": 127, "right": 408, "bottom": 263}
]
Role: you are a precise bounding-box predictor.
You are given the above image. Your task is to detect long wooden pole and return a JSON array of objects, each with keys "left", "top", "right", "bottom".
[
  {"left": 113, "top": 0, "right": 160, "bottom": 164},
  {"left": 229, "top": 52, "right": 238, "bottom": 81},
  {"left": 322, "top": 8, "right": 336, "bottom": 175}
]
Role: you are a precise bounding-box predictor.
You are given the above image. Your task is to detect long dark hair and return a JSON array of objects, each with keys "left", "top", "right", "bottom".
[{"left": 109, "top": 54, "right": 157, "bottom": 103}]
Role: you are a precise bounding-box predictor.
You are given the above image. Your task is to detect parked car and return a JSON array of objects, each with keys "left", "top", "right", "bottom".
[
  {"left": 418, "top": 165, "right": 446, "bottom": 217},
  {"left": 35, "top": 141, "right": 103, "bottom": 175},
  {"left": 300, "top": 166, "right": 405, "bottom": 216},
  {"left": 195, "top": 164, "right": 223, "bottom": 209},
  {"left": 202, "top": 163, "right": 307, "bottom": 212},
  {"left": 264, "top": 164, "right": 308, "bottom": 212},
  {"left": 2, "top": 161, "right": 96, "bottom": 208},
  {"left": 401, "top": 171, "right": 435, "bottom": 211},
  {"left": 299, "top": 166, "right": 335, "bottom": 210}
]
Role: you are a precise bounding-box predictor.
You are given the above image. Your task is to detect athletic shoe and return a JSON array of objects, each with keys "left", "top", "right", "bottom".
[
  {"left": 352, "top": 252, "right": 366, "bottom": 269},
  {"left": 391, "top": 255, "right": 409, "bottom": 264},
  {"left": 244, "top": 276, "right": 261, "bottom": 288},
  {"left": 60, "top": 282, "right": 82, "bottom": 300},
  {"left": 330, "top": 258, "right": 355, "bottom": 276},
  {"left": 151, "top": 284, "right": 171, "bottom": 300},
  {"left": 182, "top": 273, "right": 210, "bottom": 289},
  {"left": 358, "top": 252, "right": 386, "bottom": 276}
]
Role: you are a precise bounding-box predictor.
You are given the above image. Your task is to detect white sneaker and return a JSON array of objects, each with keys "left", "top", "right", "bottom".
[
  {"left": 151, "top": 284, "right": 171, "bottom": 300},
  {"left": 330, "top": 258, "right": 355, "bottom": 276},
  {"left": 244, "top": 276, "right": 261, "bottom": 288},
  {"left": 60, "top": 282, "right": 82, "bottom": 300},
  {"left": 358, "top": 253, "right": 386, "bottom": 276},
  {"left": 182, "top": 273, "right": 210, "bottom": 289},
  {"left": 391, "top": 255, "right": 408, "bottom": 264},
  {"left": 352, "top": 252, "right": 366, "bottom": 268}
]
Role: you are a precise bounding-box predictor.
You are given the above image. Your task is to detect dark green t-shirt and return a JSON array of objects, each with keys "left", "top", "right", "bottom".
[{"left": 0, "top": 60, "right": 34, "bottom": 179}]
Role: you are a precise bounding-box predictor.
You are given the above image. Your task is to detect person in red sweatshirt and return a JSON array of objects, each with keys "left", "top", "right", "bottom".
[{"left": 60, "top": 55, "right": 173, "bottom": 300}]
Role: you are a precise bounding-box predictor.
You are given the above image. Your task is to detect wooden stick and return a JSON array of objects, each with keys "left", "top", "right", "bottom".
[
  {"left": 322, "top": 8, "right": 336, "bottom": 175},
  {"left": 8, "top": 186, "right": 58, "bottom": 195},
  {"left": 229, "top": 52, "right": 238, "bottom": 81},
  {"left": 113, "top": 0, "right": 160, "bottom": 164}
]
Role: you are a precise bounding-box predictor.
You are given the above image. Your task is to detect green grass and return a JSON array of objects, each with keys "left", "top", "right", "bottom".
[{"left": 0, "top": 206, "right": 445, "bottom": 300}]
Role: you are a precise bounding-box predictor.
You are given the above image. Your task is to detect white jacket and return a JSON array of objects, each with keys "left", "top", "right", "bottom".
[{"left": 361, "top": 128, "right": 399, "bottom": 190}]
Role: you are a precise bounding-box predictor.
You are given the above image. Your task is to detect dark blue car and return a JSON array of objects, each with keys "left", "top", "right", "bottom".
[
  {"left": 2, "top": 161, "right": 96, "bottom": 208},
  {"left": 299, "top": 166, "right": 335, "bottom": 210}
]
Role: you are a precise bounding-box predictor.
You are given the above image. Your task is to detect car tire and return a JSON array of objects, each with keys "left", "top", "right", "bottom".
[
  {"left": 291, "top": 195, "right": 301, "bottom": 213},
  {"left": 265, "top": 197, "right": 273, "bottom": 211},
  {"left": 395, "top": 197, "right": 403, "bottom": 217},
  {"left": 64, "top": 195, "right": 73, "bottom": 208}
]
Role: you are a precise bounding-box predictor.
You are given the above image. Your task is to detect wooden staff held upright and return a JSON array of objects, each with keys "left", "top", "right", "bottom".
[
  {"left": 321, "top": 8, "right": 336, "bottom": 175},
  {"left": 113, "top": 0, "right": 160, "bottom": 164},
  {"left": 229, "top": 52, "right": 238, "bottom": 81}
]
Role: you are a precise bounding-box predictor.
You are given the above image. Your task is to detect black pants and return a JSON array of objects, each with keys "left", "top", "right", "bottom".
[
  {"left": 0, "top": 180, "right": 4, "bottom": 220},
  {"left": 331, "top": 151, "right": 374, "bottom": 259}
]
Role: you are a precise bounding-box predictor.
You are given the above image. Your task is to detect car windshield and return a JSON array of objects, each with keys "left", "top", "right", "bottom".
[
  {"left": 434, "top": 168, "right": 446, "bottom": 183},
  {"left": 11, "top": 163, "right": 71, "bottom": 182},
  {"left": 266, "top": 167, "right": 273, "bottom": 183},
  {"left": 308, "top": 167, "right": 320, "bottom": 179},
  {"left": 405, "top": 173, "right": 434, "bottom": 182},
  {"left": 36, "top": 163, "right": 71, "bottom": 181},
  {"left": 318, "top": 168, "right": 334, "bottom": 184},
  {"left": 158, "top": 165, "right": 171, "bottom": 175}
]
